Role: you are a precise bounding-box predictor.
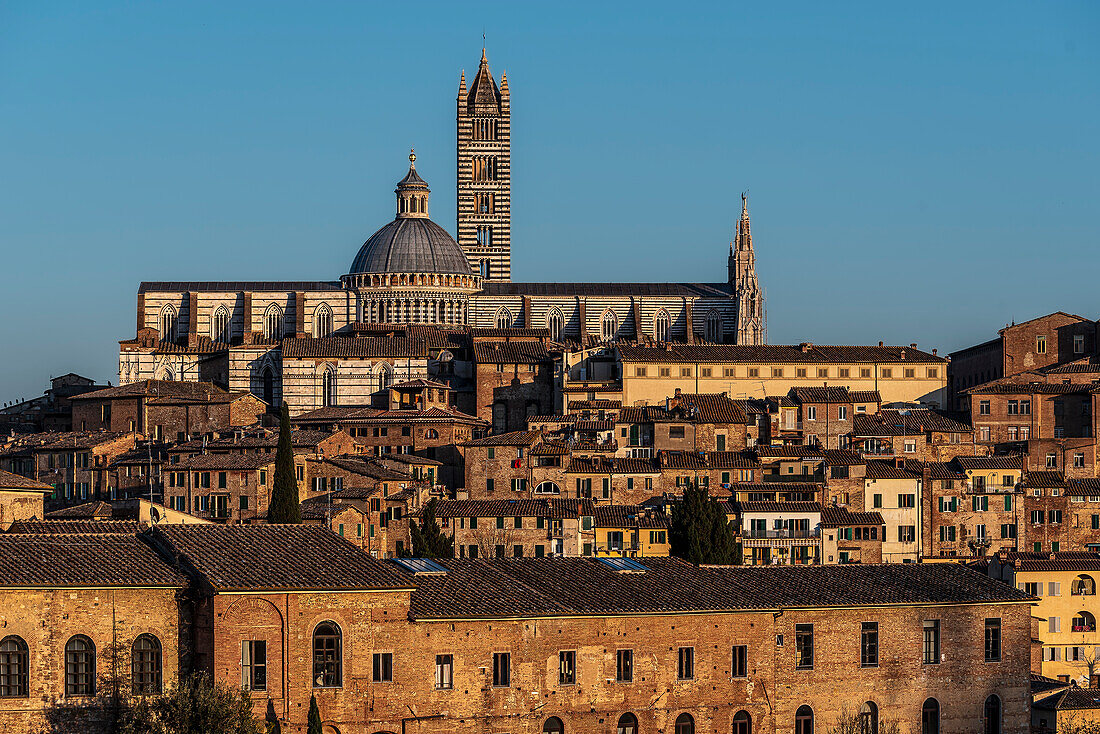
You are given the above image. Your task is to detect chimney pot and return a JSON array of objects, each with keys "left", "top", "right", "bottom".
[
  {"left": 932, "top": 348, "right": 937, "bottom": 356},
  {"left": 878, "top": 341, "right": 884, "bottom": 347}
]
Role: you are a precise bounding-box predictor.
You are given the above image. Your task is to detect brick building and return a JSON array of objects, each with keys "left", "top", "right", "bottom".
[
  {"left": 0, "top": 431, "right": 139, "bottom": 510},
  {"left": 0, "top": 469, "right": 52, "bottom": 530},
  {"left": 0, "top": 524, "right": 1036, "bottom": 734},
  {"left": 948, "top": 311, "right": 1098, "bottom": 411},
  {"left": 70, "top": 379, "right": 267, "bottom": 440}
]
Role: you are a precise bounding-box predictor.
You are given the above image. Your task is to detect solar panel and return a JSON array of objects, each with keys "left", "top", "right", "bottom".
[
  {"left": 393, "top": 558, "right": 448, "bottom": 575},
  {"left": 596, "top": 557, "right": 648, "bottom": 573}
]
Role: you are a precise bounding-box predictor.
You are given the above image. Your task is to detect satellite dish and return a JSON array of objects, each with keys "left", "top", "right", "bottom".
[
  {"left": 150, "top": 507, "right": 161, "bottom": 524},
  {"left": 439, "top": 350, "right": 454, "bottom": 363}
]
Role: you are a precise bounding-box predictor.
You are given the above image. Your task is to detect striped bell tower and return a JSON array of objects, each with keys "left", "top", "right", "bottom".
[{"left": 457, "top": 47, "right": 511, "bottom": 281}]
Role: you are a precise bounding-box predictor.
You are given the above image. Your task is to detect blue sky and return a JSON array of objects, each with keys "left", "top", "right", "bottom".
[{"left": 1, "top": 1, "right": 1097, "bottom": 401}]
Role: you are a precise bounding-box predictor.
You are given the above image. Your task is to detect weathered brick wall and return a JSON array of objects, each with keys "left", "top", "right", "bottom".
[
  {"left": 0, "top": 588, "right": 181, "bottom": 734},
  {"left": 203, "top": 592, "right": 1031, "bottom": 734}
]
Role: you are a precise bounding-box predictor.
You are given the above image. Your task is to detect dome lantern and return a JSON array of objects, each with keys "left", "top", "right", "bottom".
[{"left": 395, "top": 148, "right": 430, "bottom": 219}]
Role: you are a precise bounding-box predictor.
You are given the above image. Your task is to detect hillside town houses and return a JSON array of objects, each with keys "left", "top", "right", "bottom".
[{"left": 2, "top": 47, "right": 1098, "bottom": 734}]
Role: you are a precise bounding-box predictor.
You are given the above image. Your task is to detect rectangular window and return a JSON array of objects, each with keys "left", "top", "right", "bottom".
[
  {"left": 669, "top": 426, "right": 686, "bottom": 439},
  {"left": 796, "top": 368, "right": 807, "bottom": 378},
  {"left": 923, "top": 620, "right": 940, "bottom": 665},
  {"left": 881, "top": 368, "right": 893, "bottom": 378},
  {"left": 677, "top": 647, "right": 695, "bottom": 680},
  {"left": 772, "top": 368, "right": 783, "bottom": 378},
  {"left": 806, "top": 406, "right": 817, "bottom": 421},
  {"left": 795, "top": 624, "right": 814, "bottom": 669},
  {"left": 1075, "top": 334, "right": 1086, "bottom": 354},
  {"left": 860, "top": 368, "right": 872, "bottom": 378},
  {"left": 493, "top": 652, "right": 510, "bottom": 687},
  {"left": 873, "top": 493, "right": 882, "bottom": 509},
  {"left": 558, "top": 650, "right": 576, "bottom": 685},
  {"left": 985, "top": 618, "right": 1001, "bottom": 662},
  {"left": 435, "top": 654, "right": 453, "bottom": 689},
  {"left": 838, "top": 406, "right": 848, "bottom": 420},
  {"left": 748, "top": 368, "right": 759, "bottom": 378},
  {"left": 701, "top": 368, "right": 712, "bottom": 377},
  {"left": 616, "top": 649, "right": 634, "bottom": 682},
  {"left": 898, "top": 526, "right": 916, "bottom": 543},
  {"left": 372, "top": 652, "right": 393, "bottom": 682},
  {"left": 635, "top": 367, "right": 647, "bottom": 377},
  {"left": 904, "top": 368, "right": 915, "bottom": 378},
  {"left": 979, "top": 400, "right": 990, "bottom": 415},
  {"left": 724, "top": 646, "right": 746, "bottom": 679},
  {"left": 860, "top": 622, "right": 879, "bottom": 668},
  {"left": 218, "top": 472, "right": 227, "bottom": 488},
  {"left": 899, "top": 493, "right": 916, "bottom": 508},
  {"left": 242, "top": 640, "right": 267, "bottom": 691},
  {"left": 1037, "top": 335, "right": 1047, "bottom": 354}
]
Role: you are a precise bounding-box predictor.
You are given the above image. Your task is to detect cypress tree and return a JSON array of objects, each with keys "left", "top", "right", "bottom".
[
  {"left": 670, "top": 481, "right": 740, "bottom": 565},
  {"left": 267, "top": 403, "right": 301, "bottom": 524},
  {"left": 306, "top": 693, "right": 323, "bottom": 734},
  {"left": 410, "top": 497, "right": 453, "bottom": 558}
]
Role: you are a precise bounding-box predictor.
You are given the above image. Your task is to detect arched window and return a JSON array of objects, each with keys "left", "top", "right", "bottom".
[
  {"left": 1074, "top": 574, "right": 1096, "bottom": 596},
  {"left": 376, "top": 363, "right": 393, "bottom": 392},
  {"left": 534, "top": 481, "right": 561, "bottom": 495},
  {"left": 314, "top": 304, "right": 333, "bottom": 338},
  {"left": 160, "top": 368, "right": 174, "bottom": 382},
  {"left": 542, "top": 717, "right": 564, "bottom": 734},
  {"left": 858, "top": 701, "right": 878, "bottom": 734},
  {"left": 617, "top": 714, "right": 638, "bottom": 734},
  {"left": 211, "top": 305, "right": 231, "bottom": 343},
  {"left": 706, "top": 310, "right": 722, "bottom": 343},
  {"left": 424, "top": 429, "right": 439, "bottom": 439},
  {"left": 1074, "top": 610, "right": 1096, "bottom": 632},
  {"left": 313, "top": 622, "right": 342, "bottom": 688},
  {"left": 261, "top": 366, "right": 275, "bottom": 406},
  {"left": 601, "top": 310, "right": 618, "bottom": 341},
  {"left": 65, "top": 635, "right": 96, "bottom": 696},
  {"left": 263, "top": 304, "right": 284, "bottom": 341},
  {"left": 492, "top": 401, "right": 507, "bottom": 434},
  {"left": 733, "top": 710, "right": 752, "bottom": 734},
  {"left": 984, "top": 694, "right": 1001, "bottom": 734},
  {"left": 131, "top": 634, "right": 162, "bottom": 695},
  {"left": 546, "top": 308, "right": 565, "bottom": 341},
  {"left": 495, "top": 307, "right": 512, "bottom": 330},
  {"left": 921, "top": 698, "right": 940, "bottom": 734},
  {"left": 0, "top": 635, "right": 29, "bottom": 697},
  {"left": 654, "top": 309, "right": 671, "bottom": 342},
  {"left": 159, "top": 305, "right": 177, "bottom": 342},
  {"left": 795, "top": 705, "right": 814, "bottom": 734},
  {"left": 320, "top": 366, "right": 336, "bottom": 408},
  {"left": 675, "top": 713, "right": 695, "bottom": 734}
]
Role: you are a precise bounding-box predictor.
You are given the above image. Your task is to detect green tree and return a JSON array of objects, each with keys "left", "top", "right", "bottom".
[
  {"left": 267, "top": 403, "right": 301, "bottom": 524},
  {"left": 38, "top": 673, "right": 262, "bottom": 734},
  {"left": 306, "top": 694, "right": 322, "bottom": 734},
  {"left": 410, "top": 497, "right": 454, "bottom": 558},
  {"left": 670, "top": 482, "right": 740, "bottom": 565}
]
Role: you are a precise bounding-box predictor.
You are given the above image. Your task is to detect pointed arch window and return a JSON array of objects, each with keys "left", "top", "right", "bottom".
[
  {"left": 654, "top": 309, "right": 671, "bottom": 342},
  {"left": 261, "top": 366, "right": 275, "bottom": 406},
  {"left": 313, "top": 622, "right": 342, "bottom": 688},
  {"left": 495, "top": 307, "right": 512, "bottom": 330},
  {"left": 320, "top": 366, "right": 337, "bottom": 408},
  {"left": 211, "top": 305, "right": 231, "bottom": 343},
  {"left": 132, "top": 634, "right": 162, "bottom": 695},
  {"left": 263, "top": 305, "right": 284, "bottom": 341},
  {"left": 705, "top": 310, "right": 722, "bottom": 343},
  {"left": 314, "top": 303, "right": 333, "bottom": 338},
  {"left": 0, "top": 635, "right": 29, "bottom": 698},
  {"left": 65, "top": 635, "right": 96, "bottom": 696},
  {"left": 159, "top": 305, "right": 178, "bottom": 342},
  {"left": 984, "top": 695, "right": 1001, "bottom": 734},
  {"left": 858, "top": 702, "right": 878, "bottom": 734},
  {"left": 376, "top": 363, "right": 394, "bottom": 393},
  {"left": 601, "top": 310, "right": 618, "bottom": 342},
  {"left": 546, "top": 308, "right": 565, "bottom": 341}
]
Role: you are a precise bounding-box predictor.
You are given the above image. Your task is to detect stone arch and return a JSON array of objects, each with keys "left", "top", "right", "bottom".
[{"left": 313, "top": 303, "right": 333, "bottom": 338}]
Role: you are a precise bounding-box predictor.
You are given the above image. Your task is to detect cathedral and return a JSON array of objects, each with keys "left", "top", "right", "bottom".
[{"left": 117, "top": 49, "right": 764, "bottom": 413}]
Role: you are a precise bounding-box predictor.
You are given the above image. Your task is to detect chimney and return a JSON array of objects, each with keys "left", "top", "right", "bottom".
[
  {"left": 900, "top": 349, "right": 906, "bottom": 360},
  {"left": 800, "top": 342, "right": 812, "bottom": 353},
  {"left": 932, "top": 348, "right": 937, "bottom": 356},
  {"left": 878, "top": 341, "right": 884, "bottom": 347},
  {"left": 910, "top": 343, "right": 917, "bottom": 349}
]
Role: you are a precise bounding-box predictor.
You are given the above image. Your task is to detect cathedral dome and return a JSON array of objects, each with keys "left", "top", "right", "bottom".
[
  {"left": 348, "top": 151, "right": 472, "bottom": 277},
  {"left": 350, "top": 217, "right": 472, "bottom": 275}
]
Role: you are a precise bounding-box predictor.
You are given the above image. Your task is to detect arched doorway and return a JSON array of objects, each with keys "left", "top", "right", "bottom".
[
  {"left": 921, "top": 698, "right": 940, "bottom": 734},
  {"left": 261, "top": 366, "right": 274, "bottom": 406},
  {"left": 616, "top": 713, "right": 638, "bottom": 734}
]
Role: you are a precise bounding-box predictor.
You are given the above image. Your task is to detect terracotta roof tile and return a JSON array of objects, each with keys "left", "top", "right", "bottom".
[
  {"left": 617, "top": 344, "right": 946, "bottom": 365},
  {"left": 151, "top": 525, "right": 412, "bottom": 591},
  {"left": 0, "top": 533, "right": 186, "bottom": 588},
  {"left": 401, "top": 558, "right": 1029, "bottom": 620}
]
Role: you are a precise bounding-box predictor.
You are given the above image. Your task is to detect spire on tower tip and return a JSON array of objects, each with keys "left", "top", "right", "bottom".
[
  {"left": 741, "top": 191, "right": 749, "bottom": 216},
  {"left": 409, "top": 148, "right": 416, "bottom": 166}
]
